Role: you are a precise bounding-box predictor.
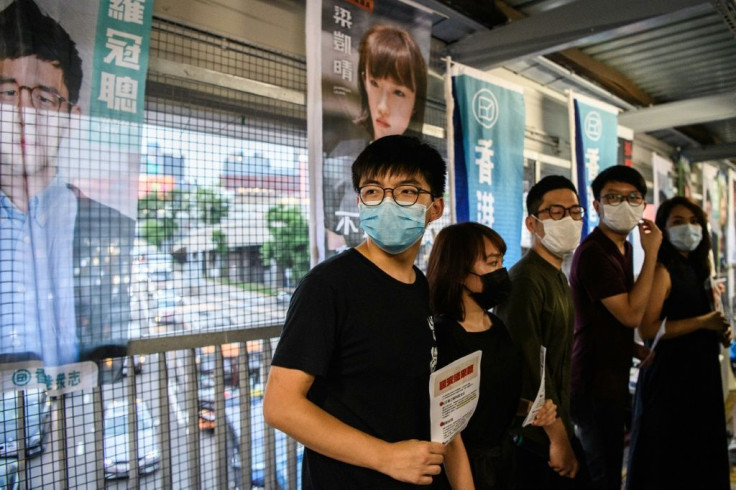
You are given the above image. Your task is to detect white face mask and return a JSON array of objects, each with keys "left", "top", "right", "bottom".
[
  {"left": 535, "top": 216, "right": 583, "bottom": 258},
  {"left": 601, "top": 202, "right": 643, "bottom": 234},
  {"left": 667, "top": 223, "right": 702, "bottom": 252}
]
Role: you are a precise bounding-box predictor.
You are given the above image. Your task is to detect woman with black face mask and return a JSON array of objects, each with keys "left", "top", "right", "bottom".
[{"left": 427, "top": 222, "right": 557, "bottom": 490}]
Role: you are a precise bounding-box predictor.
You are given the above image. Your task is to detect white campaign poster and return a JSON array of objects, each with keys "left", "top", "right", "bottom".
[
  {"left": 703, "top": 163, "right": 729, "bottom": 275},
  {"left": 429, "top": 350, "right": 482, "bottom": 444},
  {"left": 0, "top": 0, "right": 152, "bottom": 372},
  {"left": 652, "top": 153, "right": 674, "bottom": 209},
  {"left": 306, "top": 0, "right": 433, "bottom": 262},
  {"left": 522, "top": 346, "right": 546, "bottom": 427},
  {"left": 729, "top": 169, "right": 736, "bottom": 266}
]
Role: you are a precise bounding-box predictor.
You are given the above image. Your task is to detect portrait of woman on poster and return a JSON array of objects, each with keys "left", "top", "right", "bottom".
[
  {"left": 323, "top": 24, "right": 428, "bottom": 252},
  {"left": 626, "top": 196, "right": 732, "bottom": 489},
  {"left": 354, "top": 23, "right": 427, "bottom": 140}
]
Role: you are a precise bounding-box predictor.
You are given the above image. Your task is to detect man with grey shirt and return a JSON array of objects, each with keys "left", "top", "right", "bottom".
[{"left": 496, "top": 175, "right": 589, "bottom": 489}]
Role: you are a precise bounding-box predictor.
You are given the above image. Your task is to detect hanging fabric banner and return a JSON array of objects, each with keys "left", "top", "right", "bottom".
[
  {"left": 90, "top": 0, "right": 154, "bottom": 122},
  {"left": 652, "top": 153, "right": 674, "bottom": 209},
  {"left": 570, "top": 92, "right": 619, "bottom": 237},
  {"left": 703, "top": 163, "right": 729, "bottom": 275},
  {"left": 0, "top": 0, "right": 152, "bottom": 378},
  {"left": 306, "top": 0, "right": 433, "bottom": 262},
  {"left": 729, "top": 169, "right": 736, "bottom": 267},
  {"left": 447, "top": 62, "right": 525, "bottom": 266}
]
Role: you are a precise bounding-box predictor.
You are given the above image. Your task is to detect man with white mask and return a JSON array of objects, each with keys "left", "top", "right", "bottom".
[
  {"left": 569, "top": 165, "right": 661, "bottom": 490},
  {"left": 496, "top": 175, "right": 590, "bottom": 489}
]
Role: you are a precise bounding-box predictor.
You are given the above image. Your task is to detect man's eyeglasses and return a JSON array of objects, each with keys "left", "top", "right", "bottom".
[
  {"left": 358, "top": 184, "right": 433, "bottom": 207},
  {"left": 601, "top": 193, "right": 645, "bottom": 207},
  {"left": 0, "top": 83, "right": 72, "bottom": 111},
  {"left": 535, "top": 205, "right": 585, "bottom": 221}
]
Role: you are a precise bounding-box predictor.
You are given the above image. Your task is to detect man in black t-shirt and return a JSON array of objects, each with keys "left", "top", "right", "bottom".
[{"left": 264, "top": 135, "right": 472, "bottom": 488}]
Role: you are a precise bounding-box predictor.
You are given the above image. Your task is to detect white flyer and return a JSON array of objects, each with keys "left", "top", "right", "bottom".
[
  {"left": 648, "top": 317, "right": 667, "bottom": 352},
  {"left": 522, "top": 346, "right": 547, "bottom": 427},
  {"left": 429, "top": 350, "right": 482, "bottom": 444}
]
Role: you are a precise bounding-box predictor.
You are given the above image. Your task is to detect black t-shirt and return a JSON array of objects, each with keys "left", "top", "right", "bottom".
[
  {"left": 272, "top": 249, "right": 446, "bottom": 489},
  {"left": 434, "top": 313, "right": 522, "bottom": 452}
]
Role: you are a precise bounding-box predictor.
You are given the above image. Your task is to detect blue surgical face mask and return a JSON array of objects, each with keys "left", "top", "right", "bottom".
[{"left": 358, "top": 200, "right": 428, "bottom": 254}]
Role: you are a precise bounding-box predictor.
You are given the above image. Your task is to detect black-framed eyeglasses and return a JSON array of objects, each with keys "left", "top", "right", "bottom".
[
  {"left": 0, "top": 82, "right": 72, "bottom": 111},
  {"left": 535, "top": 204, "right": 585, "bottom": 221},
  {"left": 601, "top": 193, "right": 645, "bottom": 207},
  {"left": 358, "top": 184, "right": 433, "bottom": 207}
]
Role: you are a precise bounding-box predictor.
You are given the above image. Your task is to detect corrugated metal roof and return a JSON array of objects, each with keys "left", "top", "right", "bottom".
[
  {"left": 422, "top": 0, "right": 736, "bottom": 159},
  {"left": 580, "top": 10, "right": 736, "bottom": 101}
]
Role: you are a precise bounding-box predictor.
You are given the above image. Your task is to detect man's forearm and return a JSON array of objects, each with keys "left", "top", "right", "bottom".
[
  {"left": 543, "top": 416, "right": 570, "bottom": 446},
  {"left": 263, "top": 368, "right": 447, "bottom": 485},
  {"left": 627, "top": 252, "right": 658, "bottom": 325}
]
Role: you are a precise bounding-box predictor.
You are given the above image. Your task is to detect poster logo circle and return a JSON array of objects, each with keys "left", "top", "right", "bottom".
[
  {"left": 12, "top": 368, "right": 31, "bottom": 386},
  {"left": 584, "top": 111, "right": 603, "bottom": 141},
  {"left": 472, "top": 88, "right": 499, "bottom": 129}
]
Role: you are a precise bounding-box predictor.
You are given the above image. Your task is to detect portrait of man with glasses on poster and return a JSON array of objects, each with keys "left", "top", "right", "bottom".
[{"left": 0, "top": 0, "right": 134, "bottom": 371}]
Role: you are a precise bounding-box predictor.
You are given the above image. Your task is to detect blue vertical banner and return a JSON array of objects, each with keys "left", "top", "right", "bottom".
[
  {"left": 570, "top": 92, "right": 619, "bottom": 237},
  {"left": 448, "top": 63, "right": 525, "bottom": 266}
]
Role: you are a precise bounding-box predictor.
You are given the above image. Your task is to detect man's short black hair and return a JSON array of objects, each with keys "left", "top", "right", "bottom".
[
  {"left": 352, "top": 135, "right": 446, "bottom": 198},
  {"left": 591, "top": 165, "right": 647, "bottom": 201},
  {"left": 0, "top": 0, "right": 83, "bottom": 104},
  {"left": 526, "top": 175, "right": 578, "bottom": 215}
]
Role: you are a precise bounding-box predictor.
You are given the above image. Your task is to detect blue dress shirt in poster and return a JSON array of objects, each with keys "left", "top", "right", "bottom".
[
  {"left": 451, "top": 67, "right": 525, "bottom": 266},
  {"left": 572, "top": 94, "right": 619, "bottom": 237},
  {"left": 0, "top": 0, "right": 149, "bottom": 377}
]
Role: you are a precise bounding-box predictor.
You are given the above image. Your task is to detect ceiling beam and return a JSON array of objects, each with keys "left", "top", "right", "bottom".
[
  {"left": 680, "top": 142, "right": 736, "bottom": 162},
  {"left": 545, "top": 49, "right": 655, "bottom": 106},
  {"left": 619, "top": 92, "right": 736, "bottom": 132},
  {"left": 447, "top": 0, "right": 710, "bottom": 70},
  {"left": 494, "top": 0, "right": 657, "bottom": 106}
]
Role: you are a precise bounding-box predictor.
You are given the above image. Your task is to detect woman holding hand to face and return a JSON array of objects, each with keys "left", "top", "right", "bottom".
[{"left": 626, "top": 196, "right": 732, "bottom": 490}]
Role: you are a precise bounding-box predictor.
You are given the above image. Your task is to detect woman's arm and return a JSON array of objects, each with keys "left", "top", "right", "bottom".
[
  {"left": 637, "top": 264, "right": 670, "bottom": 340},
  {"left": 661, "top": 311, "right": 731, "bottom": 339},
  {"left": 444, "top": 434, "right": 475, "bottom": 490},
  {"left": 638, "top": 264, "right": 730, "bottom": 340}
]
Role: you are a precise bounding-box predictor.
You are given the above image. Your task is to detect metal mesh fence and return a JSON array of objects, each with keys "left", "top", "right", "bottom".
[
  {"left": 3, "top": 15, "right": 309, "bottom": 489},
  {"left": 1, "top": 11, "right": 458, "bottom": 489}
]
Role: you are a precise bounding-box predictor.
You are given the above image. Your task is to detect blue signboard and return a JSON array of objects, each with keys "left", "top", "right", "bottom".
[
  {"left": 572, "top": 95, "right": 619, "bottom": 236},
  {"left": 451, "top": 68, "right": 525, "bottom": 266}
]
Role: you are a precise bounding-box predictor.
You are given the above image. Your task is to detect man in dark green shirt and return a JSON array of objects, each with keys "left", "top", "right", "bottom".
[{"left": 496, "top": 175, "right": 587, "bottom": 489}]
